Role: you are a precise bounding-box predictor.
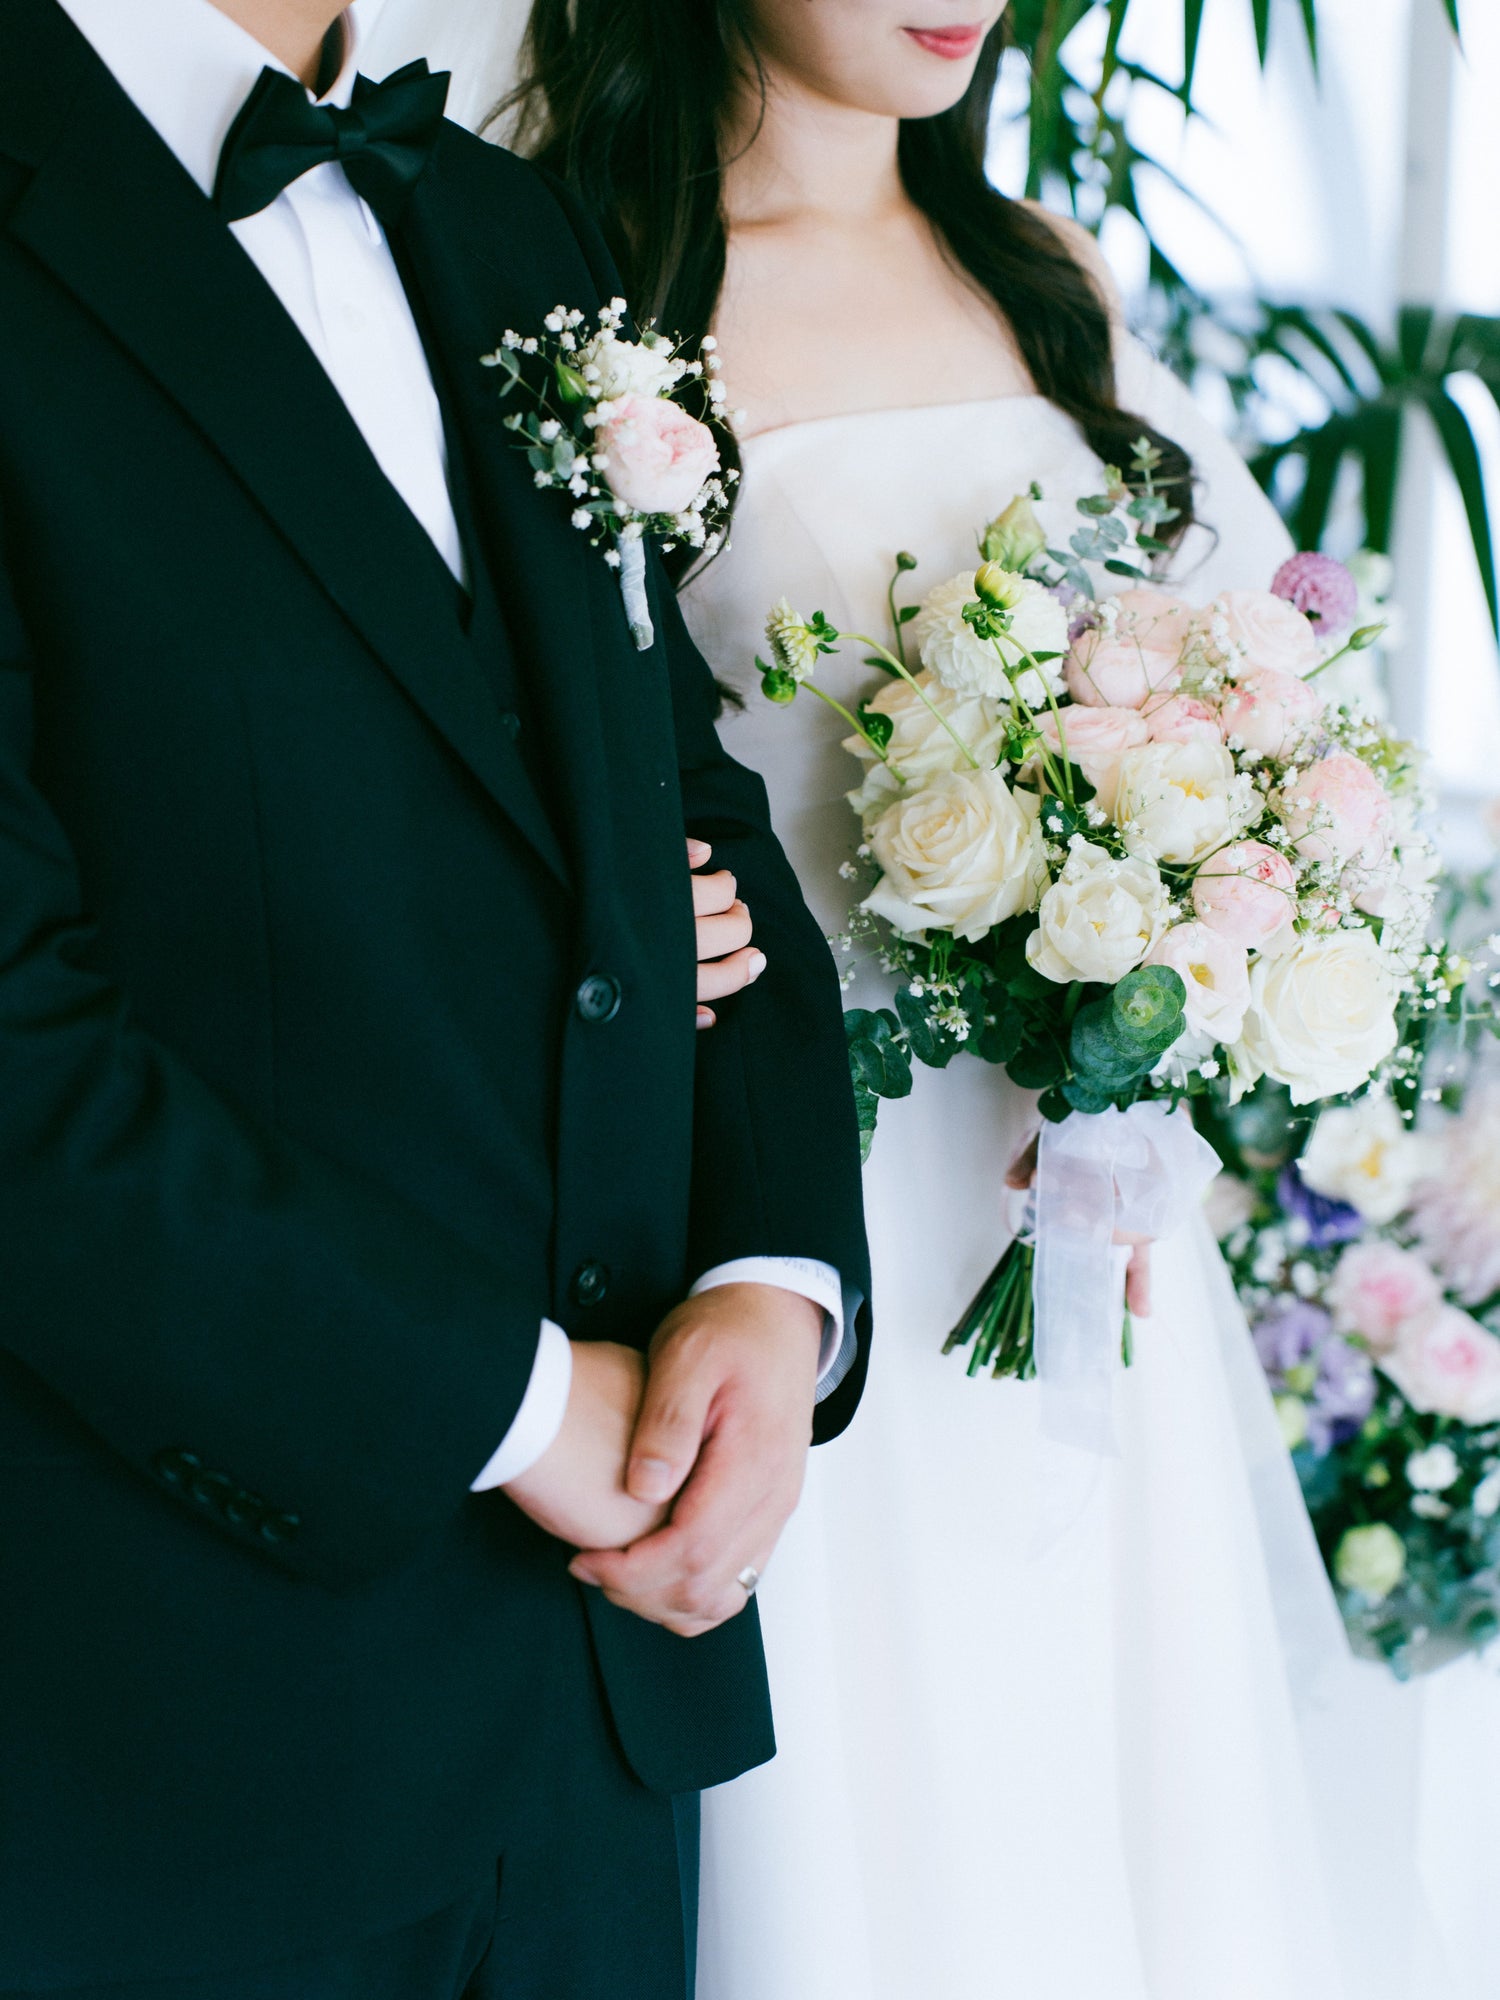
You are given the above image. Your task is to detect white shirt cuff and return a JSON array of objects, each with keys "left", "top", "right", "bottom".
[
  {"left": 470, "top": 1318, "right": 574, "bottom": 1490},
  {"left": 690, "top": 1256, "right": 860, "bottom": 1403}
]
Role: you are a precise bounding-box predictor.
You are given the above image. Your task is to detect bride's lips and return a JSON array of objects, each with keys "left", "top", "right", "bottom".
[{"left": 903, "top": 22, "right": 987, "bottom": 59}]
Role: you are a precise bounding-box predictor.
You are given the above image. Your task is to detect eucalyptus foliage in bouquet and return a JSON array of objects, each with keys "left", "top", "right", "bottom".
[
  {"left": 760, "top": 450, "right": 1436, "bottom": 1387},
  {"left": 1203, "top": 898, "right": 1500, "bottom": 1676}
]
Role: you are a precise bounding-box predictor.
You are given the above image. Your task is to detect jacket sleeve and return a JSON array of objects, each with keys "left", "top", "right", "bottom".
[{"left": 0, "top": 519, "right": 546, "bottom": 1589}]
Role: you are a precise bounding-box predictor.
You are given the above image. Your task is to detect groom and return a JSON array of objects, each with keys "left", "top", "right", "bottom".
[{"left": 0, "top": 0, "right": 869, "bottom": 1993}]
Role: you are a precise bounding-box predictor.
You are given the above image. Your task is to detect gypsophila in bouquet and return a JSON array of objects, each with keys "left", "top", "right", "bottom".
[
  {"left": 1202, "top": 879, "right": 1500, "bottom": 1675},
  {"left": 481, "top": 300, "right": 736, "bottom": 648},
  {"left": 759, "top": 444, "right": 1437, "bottom": 1401}
]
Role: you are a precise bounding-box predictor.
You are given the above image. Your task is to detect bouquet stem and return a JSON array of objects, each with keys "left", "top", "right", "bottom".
[{"left": 943, "top": 1238, "right": 1037, "bottom": 1380}]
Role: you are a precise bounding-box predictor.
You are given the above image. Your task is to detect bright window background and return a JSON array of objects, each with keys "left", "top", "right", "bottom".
[{"left": 992, "top": 0, "right": 1500, "bottom": 826}]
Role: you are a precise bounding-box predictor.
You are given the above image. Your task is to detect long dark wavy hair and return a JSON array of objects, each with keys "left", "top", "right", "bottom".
[{"left": 501, "top": 4, "right": 1196, "bottom": 567}]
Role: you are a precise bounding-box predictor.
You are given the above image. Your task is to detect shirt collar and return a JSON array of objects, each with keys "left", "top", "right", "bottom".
[{"left": 53, "top": 0, "right": 364, "bottom": 199}]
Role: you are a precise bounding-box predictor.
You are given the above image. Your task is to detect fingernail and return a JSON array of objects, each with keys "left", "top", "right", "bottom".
[
  {"left": 687, "top": 840, "right": 711, "bottom": 867},
  {"left": 568, "top": 1559, "right": 599, "bottom": 1586},
  {"left": 696, "top": 1006, "right": 716, "bottom": 1030},
  {"left": 629, "top": 1458, "right": 676, "bottom": 1503},
  {"left": 747, "top": 950, "right": 767, "bottom": 979}
]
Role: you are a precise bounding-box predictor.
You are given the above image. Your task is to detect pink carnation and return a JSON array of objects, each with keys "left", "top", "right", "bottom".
[
  {"left": 1034, "top": 705, "right": 1149, "bottom": 810},
  {"left": 1209, "top": 589, "right": 1321, "bottom": 677},
  {"left": 1272, "top": 552, "right": 1360, "bottom": 638},
  {"left": 1064, "top": 587, "right": 1193, "bottom": 711},
  {"left": 1327, "top": 1241, "right": 1443, "bottom": 1354},
  {"left": 1381, "top": 1305, "right": 1500, "bottom": 1424},
  {"left": 596, "top": 394, "right": 719, "bottom": 516},
  {"left": 1145, "top": 693, "right": 1222, "bottom": 744},
  {"left": 1190, "top": 840, "right": 1296, "bottom": 949},
  {"left": 1280, "top": 751, "right": 1394, "bottom": 870},
  {"left": 1220, "top": 666, "right": 1323, "bottom": 760}
]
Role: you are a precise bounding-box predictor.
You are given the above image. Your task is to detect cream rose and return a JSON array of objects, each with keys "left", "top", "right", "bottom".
[
  {"left": 596, "top": 395, "right": 719, "bottom": 515},
  {"left": 1298, "top": 1095, "right": 1433, "bottom": 1224},
  {"left": 1381, "top": 1305, "right": 1500, "bottom": 1424},
  {"left": 913, "top": 571, "right": 1068, "bottom": 708},
  {"left": 1026, "top": 838, "right": 1170, "bottom": 985},
  {"left": 1145, "top": 921, "right": 1251, "bottom": 1042},
  {"left": 844, "top": 672, "right": 1006, "bottom": 818},
  {"left": 1207, "top": 588, "right": 1320, "bottom": 676},
  {"left": 864, "top": 768, "right": 1045, "bottom": 943},
  {"left": 1064, "top": 586, "right": 1193, "bottom": 710},
  {"left": 1032, "top": 705, "right": 1149, "bottom": 814},
  {"left": 1113, "top": 739, "right": 1253, "bottom": 865},
  {"left": 1233, "top": 928, "right": 1399, "bottom": 1105},
  {"left": 1191, "top": 840, "right": 1296, "bottom": 950}
]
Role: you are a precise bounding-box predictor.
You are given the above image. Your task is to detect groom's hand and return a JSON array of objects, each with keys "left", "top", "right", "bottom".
[
  {"left": 502, "top": 1340, "right": 670, "bottom": 1553},
  {"left": 690, "top": 838, "right": 765, "bottom": 1029},
  {"left": 567, "top": 1283, "right": 822, "bottom": 1636}
]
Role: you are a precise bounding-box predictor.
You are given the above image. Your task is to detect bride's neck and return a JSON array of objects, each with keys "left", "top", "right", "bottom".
[{"left": 721, "top": 67, "right": 905, "bottom": 230}]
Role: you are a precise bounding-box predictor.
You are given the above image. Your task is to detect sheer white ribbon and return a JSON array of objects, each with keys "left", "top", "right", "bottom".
[{"left": 1033, "top": 1099, "right": 1220, "bottom": 1453}]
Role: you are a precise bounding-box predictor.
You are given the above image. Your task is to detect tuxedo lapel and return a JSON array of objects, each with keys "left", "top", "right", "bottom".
[
  {"left": 394, "top": 163, "right": 618, "bottom": 905},
  {"left": 3, "top": 24, "right": 568, "bottom": 886}
]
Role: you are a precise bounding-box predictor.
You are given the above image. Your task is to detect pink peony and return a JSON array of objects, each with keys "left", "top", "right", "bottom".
[
  {"left": 1279, "top": 751, "right": 1394, "bottom": 870},
  {"left": 1190, "top": 840, "right": 1296, "bottom": 949},
  {"left": 1145, "top": 693, "right": 1222, "bottom": 744},
  {"left": 1272, "top": 552, "right": 1360, "bottom": 638},
  {"left": 1033, "top": 705, "right": 1149, "bottom": 811},
  {"left": 1219, "top": 665, "right": 1323, "bottom": 760},
  {"left": 1209, "top": 589, "right": 1321, "bottom": 676},
  {"left": 596, "top": 394, "right": 719, "bottom": 516},
  {"left": 1064, "top": 587, "right": 1193, "bottom": 710},
  {"left": 1381, "top": 1305, "right": 1500, "bottom": 1424},
  {"left": 1327, "top": 1241, "right": 1443, "bottom": 1354},
  {"left": 1409, "top": 1087, "right": 1500, "bottom": 1306},
  {"left": 1145, "top": 920, "right": 1250, "bottom": 1041}
]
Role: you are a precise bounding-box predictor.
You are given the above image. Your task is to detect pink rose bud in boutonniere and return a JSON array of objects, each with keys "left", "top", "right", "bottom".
[{"left": 596, "top": 395, "right": 720, "bottom": 517}]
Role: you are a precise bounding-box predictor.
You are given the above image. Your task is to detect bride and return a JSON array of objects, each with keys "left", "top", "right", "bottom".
[{"left": 358, "top": 1, "right": 1450, "bottom": 1995}]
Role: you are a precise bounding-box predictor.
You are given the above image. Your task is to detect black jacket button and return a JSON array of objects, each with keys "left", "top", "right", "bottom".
[
  {"left": 498, "top": 708, "right": 521, "bottom": 740},
  {"left": 224, "top": 1490, "right": 263, "bottom": 1531},
  {"left": 189, "top": 1470, "right": 235, "bottom": 1512},
  {"left": 153, "top": 1448, "right": 200, "bottom": 1490},
  {"left": 570, "top": 1261, "right": 611, "bottom": 1308},
  {"left": 258, "top": 1511, "right": 301, "bottom": 1545},
  {"left": 575, "top": 973, "right": 622, "bottom": 1024}
]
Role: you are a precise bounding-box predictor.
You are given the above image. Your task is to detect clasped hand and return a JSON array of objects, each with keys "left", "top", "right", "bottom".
[{"left": 504, "top": 1284, "right": 823, "bottom": 1636}]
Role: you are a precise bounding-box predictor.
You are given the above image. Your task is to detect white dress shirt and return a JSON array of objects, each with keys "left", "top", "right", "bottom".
[{"left": 56, "top": 0, "right": 853, "bottom": 1487}]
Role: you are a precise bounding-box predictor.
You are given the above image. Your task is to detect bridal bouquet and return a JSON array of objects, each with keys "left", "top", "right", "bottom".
[
  {"left": 481, "top": 299, "right": 734, "bottom": 648},
  {"left": 1204, "top": 854, "right": 1500, "bottom": 1676},
  {"left": 760, "top": 449, "right": 1441, "bottom": 1403}
]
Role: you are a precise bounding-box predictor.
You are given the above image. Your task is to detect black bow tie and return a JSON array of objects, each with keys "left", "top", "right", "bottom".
[{"left": 213, "top": 60, "right": 451, "bottom": 227}]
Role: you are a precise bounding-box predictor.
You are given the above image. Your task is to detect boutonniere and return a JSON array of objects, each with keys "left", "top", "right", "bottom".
[{"left": 481, "top": 299, "right": 736, "bottom": 650}]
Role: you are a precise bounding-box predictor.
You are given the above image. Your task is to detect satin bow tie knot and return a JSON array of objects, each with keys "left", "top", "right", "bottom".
[{"left": 214, "top": 60, "right": 451, "bottom": 227}]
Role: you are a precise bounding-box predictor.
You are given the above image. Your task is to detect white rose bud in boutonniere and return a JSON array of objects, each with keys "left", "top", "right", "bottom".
[
  {"left": 1112, "top": 739, "right": 1254, "bottom": 865},
  {"left": 844, "top": 672, "right": 1007, "bottom": 819},
  {"left": 864, "top": 767, "right": 1045, "bottom": 944},
  {"left": 1025, "top": 838, "right": 1170, "bottom": 985},
  {"left": 1232, "top": 928, "right": 1398, "bottom": 1105},
  {"left": 581, "top": 328, "right": 685, "bottom": 402},
  {"left": 912, "top": 570, "right": 1068, "bottom": 709}
]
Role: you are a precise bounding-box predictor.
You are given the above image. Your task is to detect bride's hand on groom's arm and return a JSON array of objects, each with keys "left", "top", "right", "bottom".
[
  {"left": 689, "top": 839, "right": 765, "bottom": 1029},
  {"left": 500, "top": 1341, "right": 671, "bottom": 1553},
  {"left": 567, "top": 1283, "right": 823, "bottom": 1637}
]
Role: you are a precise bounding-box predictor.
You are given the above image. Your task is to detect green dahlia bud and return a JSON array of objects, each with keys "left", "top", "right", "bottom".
[{"left": 980, "top": 493, "right": 1047, "bottom": 571}]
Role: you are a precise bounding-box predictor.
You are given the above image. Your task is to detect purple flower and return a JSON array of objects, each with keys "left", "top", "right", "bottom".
[
  {"left": 1271, "top": 552, "right": 1360, "bottom": 639},
  {"left": 1253, "top": 1299, "right": 1333, "bottom": 1376},
  {"left": 1308, "top": 1335, "right": 1376, "bottom": 1452},
  {"left": 1277, "top": 1163, "right": 1364, "bottom": 1248}
]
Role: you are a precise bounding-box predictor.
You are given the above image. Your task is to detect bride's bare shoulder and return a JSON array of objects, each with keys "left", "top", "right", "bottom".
[{"left": 1016, "top": 202, "right": 1126, "bottom": 325}]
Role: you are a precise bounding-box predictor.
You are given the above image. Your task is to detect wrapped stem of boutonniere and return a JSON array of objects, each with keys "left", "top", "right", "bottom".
[
  {"left": 759, "top": 447, "right": 1440, "bottom": 1442},
  {"left": 481, "top": 299, "right": 736, "bottom": 650}
]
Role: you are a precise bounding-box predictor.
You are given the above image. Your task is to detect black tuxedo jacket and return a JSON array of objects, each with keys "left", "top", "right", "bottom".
[{"left": 0, "top": 0, "right": 869, "bottom": 1981}]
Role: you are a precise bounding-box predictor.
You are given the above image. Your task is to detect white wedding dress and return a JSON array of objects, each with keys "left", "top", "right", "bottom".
[{"left": 679, "top": 348, "right": 1443, "bottom": 2000}]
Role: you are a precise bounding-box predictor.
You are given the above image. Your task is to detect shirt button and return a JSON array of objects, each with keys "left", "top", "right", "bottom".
[
  {"left": 575, "top": 973, "right": 622, "bottom": 1024},
  {"left": 570, "top": 1261, "right": 611, "bottom": 1309}
]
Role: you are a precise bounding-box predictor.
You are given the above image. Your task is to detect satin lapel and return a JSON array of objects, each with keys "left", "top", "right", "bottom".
[
  {"left": 394, "top": 165, "right": 618, "bottom": 907},
  {"left": 5, "top": 49, "right": 568, "bottom": 885}
]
